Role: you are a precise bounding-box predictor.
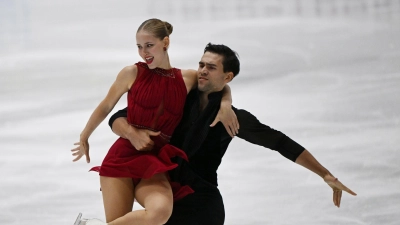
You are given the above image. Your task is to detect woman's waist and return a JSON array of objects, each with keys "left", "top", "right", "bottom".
[{"left": 128, "top": 123, "right": 171, "bottom": 146}]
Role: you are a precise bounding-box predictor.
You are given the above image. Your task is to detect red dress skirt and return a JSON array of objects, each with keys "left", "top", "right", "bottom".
[{"left": 90, "top": 62, "right": 193, "bottom": 201}]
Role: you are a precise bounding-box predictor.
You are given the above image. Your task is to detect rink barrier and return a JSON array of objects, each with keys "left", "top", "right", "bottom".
[{"left": 148, "top": 0, "right": 400, "bottom": 22}]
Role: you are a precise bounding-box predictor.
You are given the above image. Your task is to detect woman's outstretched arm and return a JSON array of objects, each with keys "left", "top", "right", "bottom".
[{"left": 71, "top": 65, "right": 137, "bottom": 163}]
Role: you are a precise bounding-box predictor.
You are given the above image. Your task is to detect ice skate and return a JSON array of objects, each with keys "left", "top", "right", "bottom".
[{"left": 74, "top": 213, "right": 106, "bottom": 225}]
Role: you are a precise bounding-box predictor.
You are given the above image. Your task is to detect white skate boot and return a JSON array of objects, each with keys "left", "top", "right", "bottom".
[{"left": 74, "top": 213, "right": 106, "bottom": 225}]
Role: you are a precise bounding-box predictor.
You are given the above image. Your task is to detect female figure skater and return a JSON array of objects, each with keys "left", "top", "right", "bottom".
[{"left": 71, "top": 18, "right": 238, "bottom": 225}]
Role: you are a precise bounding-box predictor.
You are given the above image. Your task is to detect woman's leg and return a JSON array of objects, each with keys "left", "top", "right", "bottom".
[
  {"left": 108, "top": 172, "right": 173, "bottom": 225},
  {"left": 100, "top": 176, "right": 135, "bottom": 222}
]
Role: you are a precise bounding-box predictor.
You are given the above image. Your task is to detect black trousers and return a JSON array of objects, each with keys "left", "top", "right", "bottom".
[{"left": 165, "top": 178, "right": 225, "bottom": 225}]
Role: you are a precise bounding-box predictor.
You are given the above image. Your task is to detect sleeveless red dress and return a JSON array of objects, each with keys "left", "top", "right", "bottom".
[{"left": 91, "top": 62, "right": 193, "bottom": 201}]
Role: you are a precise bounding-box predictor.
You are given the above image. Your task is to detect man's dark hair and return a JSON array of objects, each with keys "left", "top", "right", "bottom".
[{"left": 204, "top": 43, "right": 240, "bottom": 77}]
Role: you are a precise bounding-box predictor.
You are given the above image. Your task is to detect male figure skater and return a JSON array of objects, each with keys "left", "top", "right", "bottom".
[{"left": 109, "top": 43, "right": 356, "bottom": 225}]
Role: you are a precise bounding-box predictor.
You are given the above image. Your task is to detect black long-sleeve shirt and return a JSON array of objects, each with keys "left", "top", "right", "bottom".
[{"left": 109, "top": 90, "right": 305, "bottom": 186}]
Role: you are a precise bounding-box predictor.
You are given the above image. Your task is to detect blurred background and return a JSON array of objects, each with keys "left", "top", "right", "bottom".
[{"left": 1, "top": 0, "right": 399, "bottom": 224}]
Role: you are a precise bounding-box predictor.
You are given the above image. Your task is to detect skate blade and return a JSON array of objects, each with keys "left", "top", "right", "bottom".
[{"left": 74, "top": 213, "right": 82, "bottom": 225}]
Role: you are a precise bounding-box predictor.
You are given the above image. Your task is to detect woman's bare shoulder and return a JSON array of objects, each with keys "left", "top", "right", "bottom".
[
  {"left": 180, "top": 69, "right": 197, "bottom": 77},
  {"left": 121, "top": 64, "right": 138, "bottom": 74},
  {"left": 115, "top": 64, "right": 138, "bottom": 90}
]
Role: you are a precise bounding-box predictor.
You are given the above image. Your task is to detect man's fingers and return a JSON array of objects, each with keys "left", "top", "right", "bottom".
[
  {"left": 146, "top": 140, "right": 155, "bottom": 151},
  {"left": 336, "top": 180, "right": 357, "bottom": 196},
  {"left": 138, "top": 146, "right": 151, "bottom": 151},
  {"left": 335, "top": 191, "right": 340, "bottom": 207},
  {"left": 145, "top": 145, "right": 153, "bottom": 151},
  {"left": 135, "top": 141, "right": 154, "bottom": 151},
  {"left": 146, "top": 137, "right": 154, "bottom": 146},
  {"left": 144, "top": 139, "right": 155, "bottom": 150},
  {"left": 85, "top": 154, "right": 90, "bottom": 163},
  {"left": 343, "top": 187, "right": 357, "bottom": 196},
  {"left": 332, "top": 192, "right": 335, "bottom": 206},
  {"left": 148, "top": 131, "right": 161, "bottom": 136},
  {"left": 333, "top": 190, "right": 340, "bottom": 207},
  {"left": 328, "top": 177, "right": 356, "bottom": 207},
  {"left": 136, "top": 146, "right": 145, "bottom": 151}
]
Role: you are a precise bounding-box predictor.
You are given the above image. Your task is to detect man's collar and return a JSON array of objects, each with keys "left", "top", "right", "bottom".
[
  {"left": 194, "top": 89, "right": 223, "bottom": 101},
  {"left": 208, "top": 91, "right": 223, "bottom": 101}
]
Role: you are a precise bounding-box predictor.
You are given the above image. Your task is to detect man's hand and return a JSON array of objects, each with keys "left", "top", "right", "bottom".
[
  {"left": 126, "top": 125, "right": 160, "bottom": 151},
  {"left": 324, "top": 174, "right": 357, "bottom": 207},
  {"left": 210, "top": 104, "right": 239, "bottom": 137}
]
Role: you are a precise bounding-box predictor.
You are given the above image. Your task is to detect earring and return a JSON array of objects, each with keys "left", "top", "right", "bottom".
[{"left": 163, "top": 47, "right": 167, "bottom": 51}]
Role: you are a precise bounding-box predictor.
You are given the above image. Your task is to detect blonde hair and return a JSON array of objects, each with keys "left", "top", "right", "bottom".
[{"left": 137, "top": 18, "right": 173, "bottom": 40}]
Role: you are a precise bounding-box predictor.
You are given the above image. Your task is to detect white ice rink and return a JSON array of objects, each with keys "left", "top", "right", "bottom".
[{"left": 1, "top": 1, "right": 399, "bottom": 224}]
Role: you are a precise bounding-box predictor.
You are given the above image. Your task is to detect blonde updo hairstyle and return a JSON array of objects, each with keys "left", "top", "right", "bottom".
[{"left": 137, "top": 18, "right": 173, "bottom": 40}]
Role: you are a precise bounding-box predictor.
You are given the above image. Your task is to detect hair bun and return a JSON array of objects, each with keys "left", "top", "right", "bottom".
[{"left": 163, "top": 21, "right": 173, "bottom": 35}]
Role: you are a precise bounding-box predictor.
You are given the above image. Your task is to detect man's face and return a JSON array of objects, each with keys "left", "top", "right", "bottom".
[{"left": 197, "top": 52, "right": 231, "bottom": 95}]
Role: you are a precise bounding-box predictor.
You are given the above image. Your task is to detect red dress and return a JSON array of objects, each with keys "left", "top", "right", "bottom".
[{"left": 91, "top": 62, "right": 193, "bottom": 201}]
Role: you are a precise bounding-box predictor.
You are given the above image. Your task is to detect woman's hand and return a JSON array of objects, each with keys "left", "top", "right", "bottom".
[
  {"left": 324, "top": 174, "right": 357, "bottom": 207},
  {"left": 210, "top": 103, "right": 239, "bottom": 137},
  {"left": 71, "top": 139, "right": 90, "bottom": 163}
]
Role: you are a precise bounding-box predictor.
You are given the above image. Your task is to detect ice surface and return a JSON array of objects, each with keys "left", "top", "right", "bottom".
[{"left": 1, "top": 1, "right": 399, "bottom": 224}]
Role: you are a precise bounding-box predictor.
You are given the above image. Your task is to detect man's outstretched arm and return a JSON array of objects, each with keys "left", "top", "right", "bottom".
[
  {"left": 235, "top": 108, "right": 356, "bottom": 207},
  {"left": 109, "top": 108, "right": 159, "bottom": 151},
  {"left": 295, "top": 149, "right": 357, "bottom": 207}
]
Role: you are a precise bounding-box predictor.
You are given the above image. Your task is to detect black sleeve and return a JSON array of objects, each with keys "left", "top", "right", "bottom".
[
  {"left": 108, "top": 107, "right": 128, "bottom": 129},
  {"left": 235, "top": 108, "right": 305, "bottom": 162}
]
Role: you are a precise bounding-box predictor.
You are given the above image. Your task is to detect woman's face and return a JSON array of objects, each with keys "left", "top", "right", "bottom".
[{"left": 136, "top": 30, "right": 166, "bottom": 69}]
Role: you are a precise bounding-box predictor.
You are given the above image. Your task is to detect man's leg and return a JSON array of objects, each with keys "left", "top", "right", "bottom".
[{"left": 166, "top": 187, "right": 225, "bottom": 225}]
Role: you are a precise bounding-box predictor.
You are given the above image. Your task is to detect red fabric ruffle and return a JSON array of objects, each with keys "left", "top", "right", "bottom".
[{"left": 90, "top": 138, "right": 193, "bottom": 201}]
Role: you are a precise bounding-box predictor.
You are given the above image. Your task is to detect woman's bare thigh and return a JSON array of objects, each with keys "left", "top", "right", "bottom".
[
  {"left": 134, "top": 173, "right": 173, "bottom": 213},
  {"left": 100, "top": 176, "right": 135, "bottom": 223}
]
